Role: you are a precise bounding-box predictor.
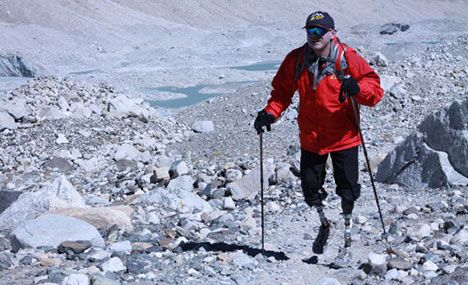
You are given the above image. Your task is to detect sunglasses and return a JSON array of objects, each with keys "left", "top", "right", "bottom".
[{"left": 306, "top": 27, "right": 329, "bottom": 38}]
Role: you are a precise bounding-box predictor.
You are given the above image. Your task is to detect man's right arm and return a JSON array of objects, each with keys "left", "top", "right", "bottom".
[{"left": 263, "top": 50, "right": 299, "bottom": 119}]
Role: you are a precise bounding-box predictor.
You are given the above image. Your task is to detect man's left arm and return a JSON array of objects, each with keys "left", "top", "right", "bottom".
[{"left": 345, "top": 49, "right": 384, "bottom": 107}]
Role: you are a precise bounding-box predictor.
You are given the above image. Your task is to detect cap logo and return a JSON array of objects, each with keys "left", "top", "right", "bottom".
[{"left": 309, "top": 13, "right": 325, "bottom": 21}]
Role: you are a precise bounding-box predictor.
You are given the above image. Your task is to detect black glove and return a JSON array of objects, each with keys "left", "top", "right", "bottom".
[
  {"left": 254, "top": 110, "right": 276, "bottom": 134},
  {"left": 339, "top": 76, "right": 360, "bottom": 103}
]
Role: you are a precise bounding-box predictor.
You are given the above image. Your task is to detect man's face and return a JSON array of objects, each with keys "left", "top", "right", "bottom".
[{"left": 306, "top": 26, "right": 333, "bottom": 51}]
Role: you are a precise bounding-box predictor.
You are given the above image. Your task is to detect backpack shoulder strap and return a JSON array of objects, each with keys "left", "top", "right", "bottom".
[{"left": 331, "top": 37, "right": 349, "bottom": 81}]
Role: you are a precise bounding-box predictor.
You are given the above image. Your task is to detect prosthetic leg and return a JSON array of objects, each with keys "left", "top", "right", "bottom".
[
  {"left": 311, "top": 189, "right": 330, "bottom": 254},
  {"left": 333, "top": 199, "right": 354, "bottom": 267},
  {"left": 341, "top": 199, "right": 354, "bottom": 248}
]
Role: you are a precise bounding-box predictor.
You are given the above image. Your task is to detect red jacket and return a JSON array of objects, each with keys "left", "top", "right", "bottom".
[{"left": 264, "top": 41, "right": 383, "bottom": 155}]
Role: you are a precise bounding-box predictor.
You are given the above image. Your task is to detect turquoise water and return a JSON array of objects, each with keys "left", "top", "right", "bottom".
[
  {"left": 385, "top": 41, "right": 441, "bottom": 46},
  {"left": 231, "top": 60, "right": 281, "bottom": 72},
  {"left": 421, "top": 40, "right": 442, "bottom": 45},
  {"left": 142, "top": 81, "right": 255, "bottom": 109},
  {"left": 143, "top": 85, "right": 218, "bottom": 109}
]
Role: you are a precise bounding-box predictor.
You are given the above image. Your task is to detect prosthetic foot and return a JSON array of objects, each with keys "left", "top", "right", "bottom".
[
  {"left": 331, "top": 214, "right": 353, "bottom": 268},
  {"left": 312, "top": 207, "right": 330, "bottom": 254}
]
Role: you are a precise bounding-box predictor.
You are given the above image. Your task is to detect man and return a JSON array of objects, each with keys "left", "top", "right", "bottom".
[{"left": 254, "top": 11, "right": 383, "bottom": 254}]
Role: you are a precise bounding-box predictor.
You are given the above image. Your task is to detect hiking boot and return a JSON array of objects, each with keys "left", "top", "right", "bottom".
[{"left": 312, "top": 220, "right": 330, "bottom": 254}]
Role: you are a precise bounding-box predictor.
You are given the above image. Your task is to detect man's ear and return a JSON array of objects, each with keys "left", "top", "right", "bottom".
[{"left": 330, "top": 29, "right": 337, "bottom": 36}]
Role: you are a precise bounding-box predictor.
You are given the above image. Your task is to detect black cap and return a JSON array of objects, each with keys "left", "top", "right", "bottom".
[{"left": 304, "top": 11, "right": 335, "bottom": 30}]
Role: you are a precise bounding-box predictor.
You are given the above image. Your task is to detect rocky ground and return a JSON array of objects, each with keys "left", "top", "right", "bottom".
[
  {"left": 0, "top": 28, "right": 467, "bottom": 285},
  {"left": 0, "top": 1, "right": 467, "bottom": 284}
]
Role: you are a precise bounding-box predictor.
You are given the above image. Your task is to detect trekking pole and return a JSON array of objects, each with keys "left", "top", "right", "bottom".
[
  {"left": 347, "top": 95, "right": 387, "bottom": 239},
  {"left": 259, "top": 132, "right": 265, "bottom": 253}
]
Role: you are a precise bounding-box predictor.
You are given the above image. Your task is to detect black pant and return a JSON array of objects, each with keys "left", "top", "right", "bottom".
[{"left": 300, "top": 146, "right": 361, "bottom": 214}]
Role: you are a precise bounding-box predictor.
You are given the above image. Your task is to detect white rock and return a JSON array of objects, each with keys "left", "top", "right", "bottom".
[
  {"left": 0, "top": 112, "right": 17, "bottom": 130},
  {"left": 57, "top": 148, "right": 82, "bottom": 160},
  {"left": 1, "top": 100, "right": 29, "bottom": 120},
  {"left": 407, "top": 213, "right": 419, "bottom": 220},
  {"left": 231, "top": 252, "right": 256, "bottom": 267},
  {"left": 0, "top": 176, "right": 86, "bottom": 232},
  {"left": 156, "top": 155, "right": 173, "bottom": 168},
  {"left": 40, "top": 106, "right": 67, "bottom": 119},
  {"left": 316, "top": 277, "right": 342, "bottom": 285},
  {"left": 223, "top": 197, "right": 236, "bottom": 210},
  {"left": 100, "top": 257, "right": 126, "bottom": 273},
  {"left": 56, "top": 134, "right": 69, "bottom": 144},
  {"left": 380, "top": 75, "right": 401, "bottom": 91},
  {"left": 114, "top": 144, "right": 149, "bottom": 162},
  {"left": 225, "top": 169, "right": 243, "bottom": 182},
  {"left": 87, "top": 248, "right": 112, "bottom": 262},
  {"left": 147, "top": 212, "right": 161, "bottom": 225},
  {"left": 61, "top": 273, "right": 90, "bottom": 285},
  {"left": 75, "top": 157, "right": 103, "bottom": 172},
  {"left": 57, "top": 96, "right": 70, "bottom": 110},
  {"left": 443, "top": 264, "right": 457, "bottom": 274},
  {"left": 107, "top": 96, "right": 151, "bottom": 119},
  {"left": 412, "top": 224, "right": 432, "bottom": 239},
  {"left": 372, "top": 52, "right": 389, "bottom": 67},
  {"left": 423, "top": 270, "right": 438, "bottom": 279},
  {"left": 170, "top": 161, "right": 189, "bottom": 177},
  {"left": 109, "top": 241, "right": 132, "bottom": 254},
  {"left": 450, "top": 228, "right": 468, "bottom": 246},
  {"left": 51, "top": 206, "right": 133, "bottom": 232},
  {"left": 192, "top": 121, "right": 214, "bottom": 133},
  {"left": 356, "top": 215, "right": 367, "bottom": 224},
  {"left": 11, "top": 214, "right": 104, "bottom": 251},
  {"left": 368, "top": 252, "right": 387, "bottom": 274},
  {"left": 70, "top": 103, "right": 93, "bottom": 118},
  {"left": 395, "top": 205, "right": 407, "bottom": 213},
  {"left": 227, "top": 159, "right": 274, "bottom": 201},
  {"left": 79, "top": 130, "right": 91, "bottom": 137},
  {"left": 167, "top": 175, "right": 194, "bottom": 192},
  {"left": 153, "top": 167, "right": 170, "bottom": 180},
  {"left": 385, "top": 269, "right": 400, "bottom": 281},
  {"left": 176, "top": 189, "right": 213, "bottom": 214},
  {"left": 422, "top": 260, "right": 438, "bottom": 271},
  {"left": 266, "top": 201, "right": 281, "bottom": 212}
]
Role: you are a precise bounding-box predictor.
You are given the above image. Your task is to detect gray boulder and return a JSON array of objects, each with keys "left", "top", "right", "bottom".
[
  {"left": 11, "top": 214, "right": 104, "bottom": 251},
  {"left": 0, "top": 176, "right": 86, "bottom": 232},
  {"left": 106, "top": 96, "right": 152, "bottom": 119},
  {"left": 0, "top": 112, "right": 17, "bottom": 130},
  {"left": 139, "top": 187, "right": 212, "bottom": 214},
  {"left": 0, "top": 191, "right": 21, "bottom": 214},
  {"left": 167, "top": 175, "right": 194, "bottom": 192},
  {"left": 227, "top": 159, "right": 274, "bottom": 201},
  {"left": 170, "top": 160, "right": 189, "bottom": 178},
  {"left": 62, "top": 273, "right": 90, "bottom": 285},
  {"left": 0, "top": 99, "right": 29, "bottom": 120},
  {"left": 0, "top": 54, "right": 38, "bottom": 77},
  {"left": 113, "top": 144, "right": 150, "bottom": 163},
  {"left": 379, "top": 23, "right": 410, "bottom": 35},
  {"left": 43, "top": 157, "right": 74, "bottom": 172},
  {"left": 0, "top": 252, "right": 14, "bottom": 269},
  {"left": 376, "top": 99, "right": 468, "bottom": 188}
]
